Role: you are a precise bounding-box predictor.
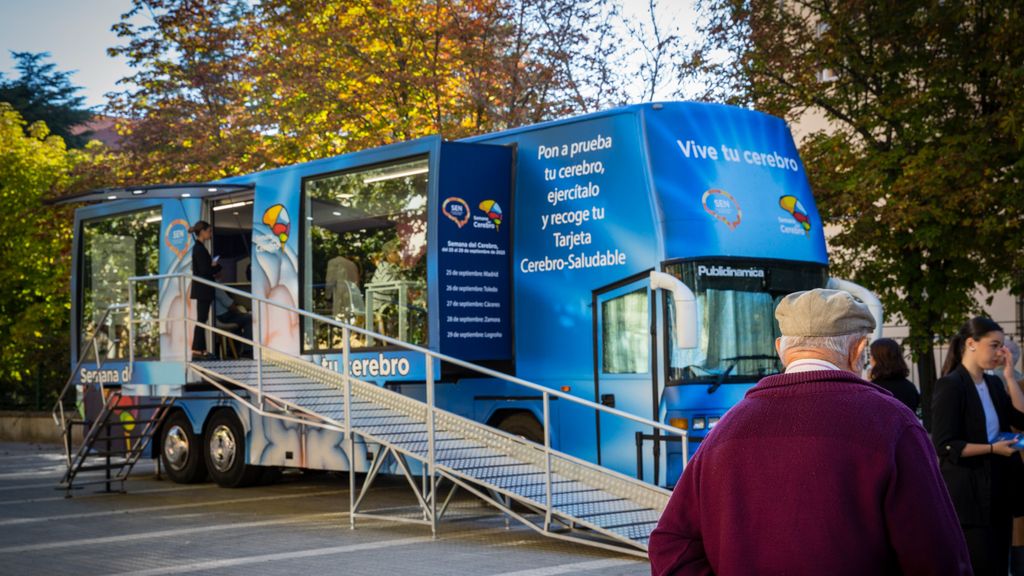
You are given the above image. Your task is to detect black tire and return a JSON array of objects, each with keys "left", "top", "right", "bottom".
[
  {"left": 160, "top": 411, "right": 207, "bottom": 484},
  {"left": 205, "top": 409, "right": 262, "bottom": 488},
  {"left": 497, "top": 412, "right": 544, "bottom": 444}
]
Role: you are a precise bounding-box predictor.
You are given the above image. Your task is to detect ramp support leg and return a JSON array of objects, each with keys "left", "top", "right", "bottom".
[
  {"left": 426, "top": 354, "right": 437, "bottom": 539},
  {"left": 543, "top": 391, "right": 552, "bottom": 532},
  {"left": 343, "top": 327, "right": 355, "bottom": 531}
]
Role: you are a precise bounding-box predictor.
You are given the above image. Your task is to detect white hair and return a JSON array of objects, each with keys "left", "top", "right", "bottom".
[{"left": 778, "top": 333, "right": 868, "bottom": 357}]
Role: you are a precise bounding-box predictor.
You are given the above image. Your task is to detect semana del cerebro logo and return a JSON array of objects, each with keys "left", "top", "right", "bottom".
[
  {"left": 478, "top": 200, "right": 503, "bottom": 231},
  {"left": 442, "top": 197, "right": 470, "bottom": 228},
  {"left": 778, "top": 195, "right": 811, "bottom": 235},
  {"left": 164, "top": 219, "right": 191, "bottom": 259},
  {"left": 701, "top": 189, "right": 742, "bottom": 230},
  {"left": 262, "top": 204, "right": 291, "bottom": 247}
]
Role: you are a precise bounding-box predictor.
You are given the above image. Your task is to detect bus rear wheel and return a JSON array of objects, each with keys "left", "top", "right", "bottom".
[
  {"left": 205, "top": 410, "right": 262, "bottom": 488},
  {"left": 497, "top": 412, "right": 544, "bottom": 444},
  {"left": 160, "top": 411, "right": 207, "bottom": 484}
]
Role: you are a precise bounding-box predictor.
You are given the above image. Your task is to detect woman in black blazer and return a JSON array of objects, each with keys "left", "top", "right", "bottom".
[
  {"left": 933, "top": 317, "right": 1024, "bottom": 575},
  {"left": 189, "top": 221, "right": 220, "bottom": 358}
]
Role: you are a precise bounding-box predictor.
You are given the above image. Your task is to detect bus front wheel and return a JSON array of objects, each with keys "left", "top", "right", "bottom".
[{"left": 205, "top": 409, "right": 262, "bottom": 488}]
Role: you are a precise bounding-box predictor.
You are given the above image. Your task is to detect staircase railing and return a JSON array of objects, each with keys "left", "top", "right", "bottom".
[{"left": 52, "top": 304, "right": 127, "bottom": 470}]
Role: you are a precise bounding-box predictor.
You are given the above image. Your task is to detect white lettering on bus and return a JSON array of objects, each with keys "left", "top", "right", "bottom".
[
  {"left": 697, "top": 265, "right": 765, "bottom": 278},
  {"left": 349, "top": 354, "right": 411, "bottom": 378}
]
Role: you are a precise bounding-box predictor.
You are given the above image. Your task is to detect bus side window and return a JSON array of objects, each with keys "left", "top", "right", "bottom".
[
  {"left": 602, "top": 288, "right": 650, "bottom": 374},
  {"left": 302, "top": 157, "right": 429, "bottom": 352},
  {"left": 79, "top": 207, "right": 162, "bottom": 360}
]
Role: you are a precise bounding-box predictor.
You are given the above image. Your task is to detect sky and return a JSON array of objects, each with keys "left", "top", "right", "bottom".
[{"left": 0, "top": 0, "right": 136, "bottom": 109}]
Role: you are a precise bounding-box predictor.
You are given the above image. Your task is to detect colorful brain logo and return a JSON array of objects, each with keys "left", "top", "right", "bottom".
[
  {"left": 442, "top": 197, "right": 470, "bottom": 228},
  {"left": 262, "top": 204, "right": 291, "bottom": 246},
  {"left": 701, "top": 189, "right": 742, "bottom": 230},
  {"left": 164, "top": 219, "right": 191, "bottom": 259},
  {"left": 778, "top": 195, "right": 811, "bottom": 232},
  {"left": 478, "top": 200, "right": 503, "bottom": 230}
]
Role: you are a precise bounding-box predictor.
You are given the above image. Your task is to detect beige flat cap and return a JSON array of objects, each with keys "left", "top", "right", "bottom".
[{"left": 775, "top": 289, "right": 876, "bottom": 337}]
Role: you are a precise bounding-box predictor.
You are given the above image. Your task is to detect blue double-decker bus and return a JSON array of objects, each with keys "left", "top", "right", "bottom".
[{"left": 62, "top": 101, "right": 879, "bottom": 489}]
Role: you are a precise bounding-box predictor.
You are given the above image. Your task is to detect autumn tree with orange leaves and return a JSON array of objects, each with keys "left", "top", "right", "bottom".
[{"left": 107, "top": 0, "right": 629, "bottom": 183}]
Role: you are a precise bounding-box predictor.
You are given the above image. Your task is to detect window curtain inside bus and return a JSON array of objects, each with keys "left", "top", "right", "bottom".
[
  {"left": 602, "top": 288, "right": 649, "bottom": 374},
  {"left": 670, "top": 289, "right": 777, "bottom": 377}
]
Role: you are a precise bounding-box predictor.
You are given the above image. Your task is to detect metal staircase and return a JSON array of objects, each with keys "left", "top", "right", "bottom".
[
  {"left": 58, "top": 391, "right": 174, "bottom": 496},
  {"left": 128, "top": 274, "right": 688, "bottom": 557},
  {"left": 53, "top": 305, "right": 175, "bottom": 497}
]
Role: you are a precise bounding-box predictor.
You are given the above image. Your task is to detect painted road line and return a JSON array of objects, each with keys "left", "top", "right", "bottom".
[
  {"left": 0, "top": 512, "right": 348, "bottom": 554},
  {"left": 0, "top": 483, "right": 219, "bottom": 506},
  {"left": 0, "top": 481, "right": 69, "bottom": 492},
  {"left": 0, "top": 466, "right": 73, "bottom": 480},
  {"left": 0, "top": 452, "right": 66, "bottom": 462},
  {"left": 0, "top": 488, "right": 344, "bottom": 526},
  {"left": 0, "top": 464, "right": 157, "bottom": 481},
  {"left": 486, "top": 558, "right": 644, "bottom": 575},
  {"left": 100, "top": 527, "right": 504, "bottom": 576}
]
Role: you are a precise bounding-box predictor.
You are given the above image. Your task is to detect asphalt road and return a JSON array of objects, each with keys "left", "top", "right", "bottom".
[{"left": 0, "top": 442, "right": 648, "bottom": 575}]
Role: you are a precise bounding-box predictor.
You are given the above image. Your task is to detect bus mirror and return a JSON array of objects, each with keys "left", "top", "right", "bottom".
[{"left": 650, "top": 271, "right": 698, "bottom": 349}]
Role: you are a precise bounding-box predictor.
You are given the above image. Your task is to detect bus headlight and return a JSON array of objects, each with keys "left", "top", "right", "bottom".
[
  {"left": 691, "top": 417, "right": 706, "bottom": 431},
  {"left": 708, "top": 416, "right": 720, "bottom": 428},
  {"left": 669, "top": 417, "right": 688, "bottom": 430}
]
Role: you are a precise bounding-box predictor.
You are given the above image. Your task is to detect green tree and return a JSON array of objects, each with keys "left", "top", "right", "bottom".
[
  {"left": 107, "top": 0, "right": 261, "bottom": 183},
  {"left": 0, "top": 52, "right": 94, "bottom": 148},
  {"left": 686, "top": 1, "right": 1024, "bottom": 396},
  {"left": 0, "top": 103, "right": 81, "bottom": 409}
]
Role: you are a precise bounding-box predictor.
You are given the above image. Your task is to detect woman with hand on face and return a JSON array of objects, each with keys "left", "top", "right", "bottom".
[
  {"left": 933, "top": 317, "right": 1024, "bottom": 575},
  {"left": 189, "top": 221, "right": 221, "bottom": 359}
]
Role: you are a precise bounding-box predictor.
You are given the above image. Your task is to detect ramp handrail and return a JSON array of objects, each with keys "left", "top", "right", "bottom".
[
  {"left": 129, "top": 272, "right": 688, "bottom": 444},
  {"left": 127, "top": 271, "right": 685, "bottom": 544}
]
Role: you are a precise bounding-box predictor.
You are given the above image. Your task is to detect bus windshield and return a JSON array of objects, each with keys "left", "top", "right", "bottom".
[{"left": 664, "top": 260, "right": 827, "bottom": 385}]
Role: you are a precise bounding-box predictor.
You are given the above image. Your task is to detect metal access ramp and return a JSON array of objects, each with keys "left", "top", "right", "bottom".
[{"left": 128, "top": 274, "right": 688, "bottom": 557}]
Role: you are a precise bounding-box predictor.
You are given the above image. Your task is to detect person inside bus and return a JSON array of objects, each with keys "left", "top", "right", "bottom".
[
  {"left": 933, "top": 318, "right": 1024, "bottom": 576},
  {"left": 189, "top": 220, "right": 220, "bottom": 359},
  {"left": 214, "top": 285, "right": 252, "bottom": 356},
  {"left": 869, "top": 337, "right": 920, "bottom": 414},
  {"left": 649, "top": 289, "right": 970, "bottom": 575}
]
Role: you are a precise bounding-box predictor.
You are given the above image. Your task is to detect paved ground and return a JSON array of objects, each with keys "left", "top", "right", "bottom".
[{"left": 0, "top": 442, "right": 649, "bottom": 575}]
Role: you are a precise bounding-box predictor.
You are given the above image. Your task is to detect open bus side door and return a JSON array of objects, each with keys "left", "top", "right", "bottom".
[
  {"left": 592, "top": 270, "right": 663, "bottom": 482},
  {"left": 593, "top": 270, "right": 697, "bottom": 485}
]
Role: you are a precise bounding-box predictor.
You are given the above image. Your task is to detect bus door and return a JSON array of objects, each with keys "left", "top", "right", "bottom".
[
  {"left": 209, "top": 193, "right": 255, "bottom": 358},
  {"left": 592, "top": 271, "right": 666, "bottom": 482}
]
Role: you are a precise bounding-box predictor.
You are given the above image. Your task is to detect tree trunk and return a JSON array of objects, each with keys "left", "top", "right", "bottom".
[{"left": 917, "top": 338, "right": 938, "bottom": 432}]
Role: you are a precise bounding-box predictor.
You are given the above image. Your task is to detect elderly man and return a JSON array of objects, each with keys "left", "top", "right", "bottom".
[{"left": 649, "top": 289, "right": 970, "bottom": 575}]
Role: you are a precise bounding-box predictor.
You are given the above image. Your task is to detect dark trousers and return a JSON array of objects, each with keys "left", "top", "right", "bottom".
[
  {"left": 1012, "top": 545, "right": 1024, "bottom": 576},
  {"left": 217, "top": 310, "right": 253, "bottom": 355},
  {"left": 964, "top": 514, "right": 1012, "bottom": 576},
  {"left": 192, "top": 297, "right": 212, "bottom": 352}
]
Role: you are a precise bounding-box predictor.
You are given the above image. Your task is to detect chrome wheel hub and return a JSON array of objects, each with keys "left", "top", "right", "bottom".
[
  {"left": 209, "top": 424, "right": 237, "bottom": 473},
  {"left": 163, "top": 425, "right": 190, "bottom": 471}
]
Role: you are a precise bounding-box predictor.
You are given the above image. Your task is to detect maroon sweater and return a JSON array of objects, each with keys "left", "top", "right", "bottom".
[{"left": 649, "top": 370, "right": 971, "bottom": 575}]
